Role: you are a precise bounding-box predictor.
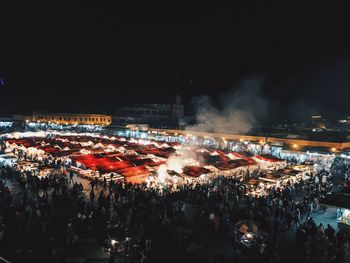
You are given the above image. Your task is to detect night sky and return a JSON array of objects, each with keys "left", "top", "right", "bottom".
[{"left": 1, "top": 1, "right": 350, "bottom": 119}]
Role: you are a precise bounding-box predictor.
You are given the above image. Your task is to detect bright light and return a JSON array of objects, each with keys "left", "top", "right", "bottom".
[
  {"left": 293, "top": 144, "right": 298, "bottom": 149},
  {"left": 331, "top": 147, "right": 336, "bottom": 152},
  {"left": 246, "top": 233, "right": 253, "bottom": 239},
  {"left": 157, "top": 165, "right": 168, "bottom": 182},
  {"left": 0, "top": 121, "right": 13, "bottom": 127},
  {"left": 111, "top": 239, "right": 118, "bottom": 246}
]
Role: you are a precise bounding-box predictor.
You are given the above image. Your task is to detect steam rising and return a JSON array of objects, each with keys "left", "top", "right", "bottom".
[{"left": 187, "top": 78, "right": 268, "bottom": 134}]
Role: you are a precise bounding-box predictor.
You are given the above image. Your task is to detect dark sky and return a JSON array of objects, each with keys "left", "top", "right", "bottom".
[{"left": 1, "top": 1, "right": 350, "bottom": 119}]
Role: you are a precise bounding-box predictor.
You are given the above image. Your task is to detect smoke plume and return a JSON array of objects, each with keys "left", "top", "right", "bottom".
[
  {"left": 187, "top": 78, "right": 268, "bottom": 134},
  {"left": 157, "top": 146, "right": 203, "bottom": 181},
  {"left": 157, "top": 78, "right": 268, "bottom": 180}
]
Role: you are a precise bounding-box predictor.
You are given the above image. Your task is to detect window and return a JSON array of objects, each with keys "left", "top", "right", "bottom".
[
  {"left": 80, "top": 118, "right": 83, "bottom": 121},
  {"left": 85, "top": 118, "right": 87, "bottom": 121},
  {"left": 59, "top": 117, "right": 62, "bottom": 120}
]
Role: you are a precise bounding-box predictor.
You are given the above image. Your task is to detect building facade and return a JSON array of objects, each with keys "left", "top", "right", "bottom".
[
  {"left": 30, "top": 113, "right": 112, "bottom": 125},
  {"left": 172, "top": 95, "right": 184, "bottom": 119},
  {"left": 113, "top": 96, "right": 185, "bottom": 127},
  {"left": 115, "top": 104, "right": 172, "bottom": 123}
]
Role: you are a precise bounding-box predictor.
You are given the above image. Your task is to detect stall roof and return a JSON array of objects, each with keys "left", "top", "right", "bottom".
[{"left": 255, "top": 154, "right": 284, "bottom": 162}]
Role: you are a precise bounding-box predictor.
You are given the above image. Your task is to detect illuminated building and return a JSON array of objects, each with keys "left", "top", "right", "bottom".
[
  {"left": 30, "top": 113, "right": 112, "bottom": 125},
  {"left": 148, "top": 128, "right": 350, "bottom": 152}
]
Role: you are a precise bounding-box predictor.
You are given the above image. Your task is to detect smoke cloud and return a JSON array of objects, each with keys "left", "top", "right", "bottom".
[
  {"left": 156, "top": 78, "right": 268, "bottom": 180},
  {"left": 157, "top": 146, "right": 203, "bottom": 180},
  {"left": 187, "top": 78, "right": 268, "bottom": 134}
]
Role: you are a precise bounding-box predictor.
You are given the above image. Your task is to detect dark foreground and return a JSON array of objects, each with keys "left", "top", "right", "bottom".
[{"left": 1, "top": 165, "right": 350, "bottom": 262}]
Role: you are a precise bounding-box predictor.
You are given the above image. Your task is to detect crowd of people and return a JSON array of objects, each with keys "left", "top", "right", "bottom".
[
  {"left": 1, "top": 132, "right": 350, "bottom": 262},
  {"left": 296, "top": 218, "right": 346, "bottom": 262},
  {"left": 0, "top": 157, "right": 348, "bottom": 262}
]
